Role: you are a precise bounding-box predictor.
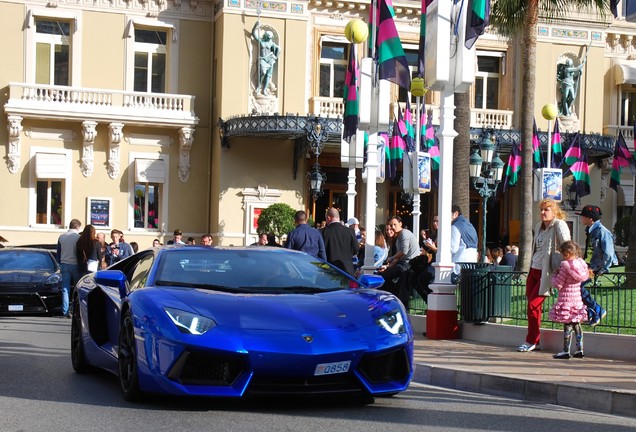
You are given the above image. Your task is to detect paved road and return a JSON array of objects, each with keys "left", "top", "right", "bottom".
[{"left": 1, "top": 317, "right": 636, "bottom": 432}]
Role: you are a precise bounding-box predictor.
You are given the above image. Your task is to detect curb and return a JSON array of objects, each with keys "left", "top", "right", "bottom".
[{"left": 412, "top": 362, "right": 636, "bottom": 418}]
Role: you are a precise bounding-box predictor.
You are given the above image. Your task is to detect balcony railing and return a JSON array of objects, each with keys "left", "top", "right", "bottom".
[
  {"left": 5, "top": 82, "right": 198, "bottom": 127},
  {"left": 308, "top": 96, "right": 513, "bottom": 129},
  {"left": 604, "top": 125, "right": 634, "bottom": 141}
]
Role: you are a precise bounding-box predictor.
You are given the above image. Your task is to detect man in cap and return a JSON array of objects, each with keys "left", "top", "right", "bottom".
[{"left": 578, "top": 205, "right": 616, "bottom": 327}]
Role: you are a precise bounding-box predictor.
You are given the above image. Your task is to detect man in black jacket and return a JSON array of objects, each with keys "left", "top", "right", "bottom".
[{"left": 322, "top": 208, "right": 358, "bottom": 276}]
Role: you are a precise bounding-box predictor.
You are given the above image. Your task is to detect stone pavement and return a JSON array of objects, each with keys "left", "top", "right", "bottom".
[{"left": 410, "top": 336, "right": 636, "bottom": 418}]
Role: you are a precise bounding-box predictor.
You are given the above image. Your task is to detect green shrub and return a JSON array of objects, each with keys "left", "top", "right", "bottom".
[{"left": 257, "top": 203, "right": 296, "bottom": 243}]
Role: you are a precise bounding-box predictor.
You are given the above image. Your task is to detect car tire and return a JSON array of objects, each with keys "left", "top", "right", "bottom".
[
  {"left": 70, "top": 294, "right": 90, "bottom": 373},
  {"left": 118, "top": 309, "right": 142, "bottom": 402}
]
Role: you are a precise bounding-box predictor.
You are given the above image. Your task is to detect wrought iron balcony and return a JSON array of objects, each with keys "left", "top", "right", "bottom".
[{"left": 4, "top": 82, "right": 198, "bottom": 127}]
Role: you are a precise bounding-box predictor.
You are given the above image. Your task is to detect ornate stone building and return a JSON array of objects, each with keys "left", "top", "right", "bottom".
[{"left": 0, "top": 0, "right": 633, "bottom": 249}]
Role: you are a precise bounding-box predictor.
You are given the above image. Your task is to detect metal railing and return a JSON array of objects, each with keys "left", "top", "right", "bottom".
[{"left": 409, "top": 269, "right": 636, "bottom": 335}]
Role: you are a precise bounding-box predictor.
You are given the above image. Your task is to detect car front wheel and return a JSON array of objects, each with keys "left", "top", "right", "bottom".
[
  {"left": 70, "top": 295, "right": 89, "bottom": 373},
  {"left": 118, "top": 309, "right": 142, "bottom": 402}
]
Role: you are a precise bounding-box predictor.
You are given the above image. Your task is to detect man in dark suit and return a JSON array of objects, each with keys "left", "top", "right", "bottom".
[{"left": 322, "top": 208, "right": 359, "bottom": 276}]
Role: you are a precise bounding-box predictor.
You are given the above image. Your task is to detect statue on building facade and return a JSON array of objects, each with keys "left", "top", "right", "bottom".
[
  {"left": 251, "top": 21, "right": 280, "bottom": 96},
  {"left": 557, "top": 47, "right": 590, "bottom": 117}
]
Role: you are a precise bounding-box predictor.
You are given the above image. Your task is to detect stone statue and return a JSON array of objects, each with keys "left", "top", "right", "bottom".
[
  {"left": 251, "top": 21, "right": 280, "bottom": 96},
  {"left": 557, "top": 48, "right": 589, "bottom": 117}
]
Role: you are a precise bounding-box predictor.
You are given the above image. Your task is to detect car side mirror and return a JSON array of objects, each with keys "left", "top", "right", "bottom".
[{"left": 95, "top": 270, "right": 129, "bottom": 299}]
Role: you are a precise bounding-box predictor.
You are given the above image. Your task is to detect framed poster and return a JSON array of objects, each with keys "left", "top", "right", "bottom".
[
  {"left": 417, "top": 152, "right": 431, "bottom": 193},
  {"left": 541, "top": 168, "right": 563, "bottom": 201},
  {"left": 87, "top": 197, "right": 112, "bottom": 228}
]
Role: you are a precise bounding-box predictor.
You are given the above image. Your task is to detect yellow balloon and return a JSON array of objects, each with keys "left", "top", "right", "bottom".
[
  {"left": 345, "top": 19, "right": 368, "bottom": 44},
  {"left": 541, "top": 104, "right": 558, "bottom": 121}
]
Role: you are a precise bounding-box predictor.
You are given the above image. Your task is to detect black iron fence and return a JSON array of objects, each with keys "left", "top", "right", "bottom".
[{"left": 408, "top": 267, "right": 636, "bottom": 335}]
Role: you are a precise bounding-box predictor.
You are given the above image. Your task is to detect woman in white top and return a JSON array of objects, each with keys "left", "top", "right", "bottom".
[{"left": 517, "top": 198, "right": 570, "bottom": 352}]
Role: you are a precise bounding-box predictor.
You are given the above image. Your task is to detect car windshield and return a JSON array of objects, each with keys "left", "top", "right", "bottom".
[
  {"left": 153, "top": 249, "right": 354, "bottom": 293},
  {"left": 0, "top": 250, "right": 57, "bottom": 271}
]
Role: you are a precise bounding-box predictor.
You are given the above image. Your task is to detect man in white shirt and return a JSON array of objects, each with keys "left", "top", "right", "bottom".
[{"left": 450, "top": 204, "right": 479, "bottom": 283}]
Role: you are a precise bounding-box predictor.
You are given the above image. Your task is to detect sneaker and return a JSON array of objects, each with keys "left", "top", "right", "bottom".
[
  {"left": 517, "top": 343, "right": 540, "bottom": 352},
  {"left": 573, "top": 351, "right": 585, "bottom": 358},
  {"left": 590, "top": 308, "right": 607, "bottom": 327},
  {"left": 553, "top": 351, "right": 571, "bottom": 359}
]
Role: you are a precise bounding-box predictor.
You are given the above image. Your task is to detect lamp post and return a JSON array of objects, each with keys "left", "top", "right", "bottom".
[
  {"left": 306, "top": 117, "right": 329, "bottom": 219},
  {"left": 565, "top": 182, "right": 580, "bottom": 211},
  {"left": 469, "top": 134, "right": 505, "bottom": 263}
]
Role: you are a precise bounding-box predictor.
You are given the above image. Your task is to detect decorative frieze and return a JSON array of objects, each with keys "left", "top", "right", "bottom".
[
  {"left": 108, "top": 123, "right": 124, "bottom": 179},
  {"left": 6, "top": 116, "right": 23, "bottom": 174},
  {"left": 81, "top": 121, "right": 97, "bottom": 177},
  {"left": 178, "top": 126, "right": 194, "bottom": 182}
]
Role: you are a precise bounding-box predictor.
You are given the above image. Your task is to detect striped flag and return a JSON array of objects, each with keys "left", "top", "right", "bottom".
[
  {"left": 502, "top": 140, "right": 521, "bottom": 192},
  {"left": 465, "top": 0, "right": 490, "bottom": 49},
  {"left": 417, "top": 0, "right": 433, "bottom": 77},
  {"left": 551, "top": 119, "right": 563, "bottom": 168},
  {"left": 532, "top": 119, "right": 543, "bottom": 169},
  {"left": 566, "top": 133, "right": 591, "bottom": 199},
  {"left": 611, "top": 0, "right": 619, "bottom": 17},
  {"left": 370, "top": 0, "right": 411, "bottom": 89},
  {"left": 386, "top": 109, "right": 407, "bottom": 179},
  {"left": 421, "top": 107, "right": 435, "bottom": 152},
  {"left": 403, "top": 100, "right": 415, "bottom": 152},
  {"left": 609, "top": 131, "right": 636, "bottom": 191},
  {"left": 342, "top": 43, "right": 359, "bottom": 144}
]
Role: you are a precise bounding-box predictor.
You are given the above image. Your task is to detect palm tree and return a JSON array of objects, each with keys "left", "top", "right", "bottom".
[
  {"left": 453, "top": 91, "right": 471, "bottom": 217},
  {"left": 490, "top": 0, "right": 609, "bottom": 270}
]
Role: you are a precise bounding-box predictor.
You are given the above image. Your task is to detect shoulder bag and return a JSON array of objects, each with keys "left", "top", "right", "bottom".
[{"left": 549, "top": 225, "right": 563, "bottom": 272}]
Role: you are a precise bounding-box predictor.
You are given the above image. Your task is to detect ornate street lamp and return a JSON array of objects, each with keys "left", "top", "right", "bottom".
[
  {"left": 305, "top": 116, "right": 329, "bottom": 220},
  {"left": 565, "top": 181, "right": 581, "bottom": 211},
  {"left": 469, "top": 134, "right": 504, "bottom": 263}
]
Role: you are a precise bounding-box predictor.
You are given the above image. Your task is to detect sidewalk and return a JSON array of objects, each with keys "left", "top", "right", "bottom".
[{"left": 410, "top": 336, "right": 636, "bottom": 418}]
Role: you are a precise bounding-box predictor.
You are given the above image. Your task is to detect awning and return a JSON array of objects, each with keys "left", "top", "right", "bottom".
[
  {"left": 135, "top": 158, "right": 165, "bottom": 183},
  {"left": 35, "top": 152, "right": 67, "bottom": 179},
  {"left": 615, "top": 63, "right": 636, "bottom": 85}
]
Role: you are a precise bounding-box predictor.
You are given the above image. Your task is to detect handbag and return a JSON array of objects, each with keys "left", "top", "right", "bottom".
[
  {"left": 87, "top": 259, "right": 99, "bottom": 272},
  {"left": 549, "top": 228, "right": 562, "bottom": 272}
]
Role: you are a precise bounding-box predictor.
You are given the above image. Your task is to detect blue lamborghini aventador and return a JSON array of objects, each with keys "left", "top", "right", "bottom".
[{"left": 71, "top": 246, "right": 414, "bottom": 402}]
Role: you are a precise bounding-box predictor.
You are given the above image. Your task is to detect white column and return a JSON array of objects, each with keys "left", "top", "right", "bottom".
[
  {"left": 362, "top": 133, "right": 378, "bottom": 274},
  {"left": 346, "top": 166, "right": 357, "bottom": 222}
]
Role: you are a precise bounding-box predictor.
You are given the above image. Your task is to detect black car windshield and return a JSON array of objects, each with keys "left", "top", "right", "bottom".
[
  {"left": 153, "top": 248, "right": 353, "bottom": 293},
  {"left": 0, "top": 250, "right": 57, "bottom": 271}
]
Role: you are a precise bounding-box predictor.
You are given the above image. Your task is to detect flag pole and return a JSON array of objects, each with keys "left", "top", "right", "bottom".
[
  {"left": 547, "top": 119, "right": 552, "bottom": 169},
  {"left": 412, "top": 97, "right": 422, "bottom": 237}
]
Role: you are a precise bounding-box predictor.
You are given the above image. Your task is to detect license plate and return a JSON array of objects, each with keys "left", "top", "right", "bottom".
[
  {"left": 8, "top": 305, "right": 23, "bottom": 312},
  {"left": 314, "top": 360, "right": 351, "bottom": 376}
]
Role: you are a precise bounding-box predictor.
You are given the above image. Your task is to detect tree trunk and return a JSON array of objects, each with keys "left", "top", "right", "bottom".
[
  {"left": 518, "top": 1, "right": 539, "bottom": 272},
  {"left": 453, "top": 91, "right": 471, "bottom": 216}
]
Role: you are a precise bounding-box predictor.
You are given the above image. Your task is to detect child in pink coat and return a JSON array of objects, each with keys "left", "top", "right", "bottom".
[{"left": 548, "top": 240, "right": 590, "bottom": 359}]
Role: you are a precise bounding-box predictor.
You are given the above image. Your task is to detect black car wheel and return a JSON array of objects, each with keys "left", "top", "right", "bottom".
[
  {"left": 118, "top": 309, "right": 142, "bottom": 402},
  {"left": 70, "top": 295, "right": 89, "bottom": 373}
]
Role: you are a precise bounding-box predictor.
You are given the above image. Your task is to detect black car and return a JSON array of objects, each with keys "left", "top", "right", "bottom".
[{"left": 0, "top": 248, "right": 63, "bottom": 315}]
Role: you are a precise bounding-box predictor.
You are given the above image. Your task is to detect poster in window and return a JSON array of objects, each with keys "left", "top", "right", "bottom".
[
  {"left": 87, "top": 197, "right": 112, "bottom": 228},
  {"left": 252, "top": 207, "right": 263, "bottom": 234},
  {"left": 541, "top": 168, "right": 562, "bottom": 201}
]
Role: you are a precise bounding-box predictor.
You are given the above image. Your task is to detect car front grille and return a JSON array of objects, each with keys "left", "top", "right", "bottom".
[
  {"left": 357, "top": 347, "right": 411, "bottom": 384},
  {"left": 0, "top": 293, "right": 47, "bottom": 313},
  {"left": 167, "top": 351, "right": 246, "bottom": 386},
  {"left": 248, "top": 373, "right": 363, "bottom": 395}
]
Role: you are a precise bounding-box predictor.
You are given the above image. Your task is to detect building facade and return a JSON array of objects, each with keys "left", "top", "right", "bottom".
[{"left": 1, "top": 0, "right": 635, "bottom": 250}]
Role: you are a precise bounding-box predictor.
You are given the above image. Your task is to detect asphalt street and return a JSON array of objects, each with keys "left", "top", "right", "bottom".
[{"left": 1, "top": 316, "right": 636, "bottom": 432}]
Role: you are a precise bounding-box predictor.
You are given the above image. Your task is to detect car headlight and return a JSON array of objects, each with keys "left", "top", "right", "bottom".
[
  {"left": 44, "top": 274, "right": 62, "bottom": 286},
  {"left": 376, "top": 309, "right": 405, "bottom": 335},
  {"left": 163, "top": 307, "right": 216, "bottom": 335}
]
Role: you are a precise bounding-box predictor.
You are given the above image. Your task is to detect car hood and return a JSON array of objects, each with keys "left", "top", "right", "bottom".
[
  {"left": 157, "top": 287, "right": 394, "bottom": 331},
  {"left": 0, "top": 270, "right": 53, "bottom": 284}
]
